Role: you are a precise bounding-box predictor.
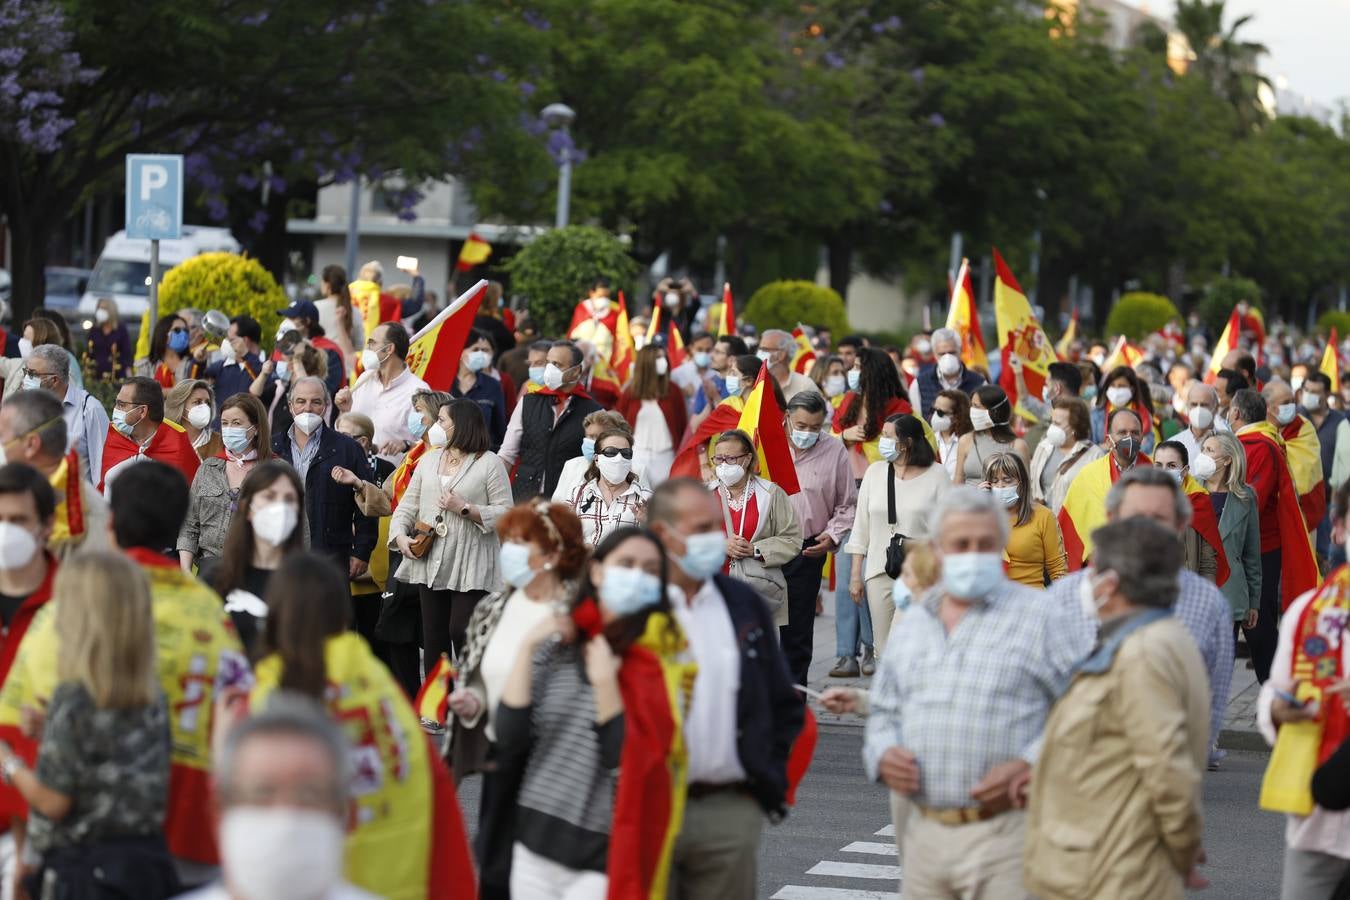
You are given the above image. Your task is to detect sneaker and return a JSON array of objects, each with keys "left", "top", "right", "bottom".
[
  {"left": 860, "top": 646, "right": 876, "bottom": 676},
  {"left": 419, "top": 717, "right": 445, "bottom": 735},
  {"left": 829, "top": 656, "right": 860, "bottom": 678}
]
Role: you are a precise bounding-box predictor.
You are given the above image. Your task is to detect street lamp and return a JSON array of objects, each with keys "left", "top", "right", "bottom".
[{"left": 542, "top": 102, "right": 576, "bottom": 229}]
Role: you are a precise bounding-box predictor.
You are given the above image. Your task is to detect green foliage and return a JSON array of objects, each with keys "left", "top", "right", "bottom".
[
  {"left": 158, "top": 253, "right": 287, "bottom": 350},
  {"left": 743, "top": 281, "right": 850, "bottom": 339},
  {"left": 1196, "top": 277, "right": 1264, "bottom": 333},
  {"left": 1105, "top": 292, "right": 1181, "bottom": 340},
  {"left": 502, "top": 227, "right": 640, "bottom": 337},
  {"left": 1317, "top": 311, "right": 1350, "bottom": 339}
]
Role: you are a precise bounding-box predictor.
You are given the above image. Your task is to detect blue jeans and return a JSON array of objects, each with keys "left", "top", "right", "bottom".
[{"left": 834, "top": 544, "right": 873, "bottom": 657}]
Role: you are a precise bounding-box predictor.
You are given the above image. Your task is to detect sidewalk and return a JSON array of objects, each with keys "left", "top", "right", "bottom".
[{"left": 805, "top": 591, "right": 1268, "bottom": 753}]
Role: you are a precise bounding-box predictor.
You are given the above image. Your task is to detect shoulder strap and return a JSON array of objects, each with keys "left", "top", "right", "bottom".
[{"left": 887, "top": 463, "right": 897, "bottom": 527}]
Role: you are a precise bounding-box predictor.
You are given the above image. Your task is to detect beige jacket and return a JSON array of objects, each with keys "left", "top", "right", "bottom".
[{"left": 1024, "top": 614, "right": 1209, "bottom": 900}]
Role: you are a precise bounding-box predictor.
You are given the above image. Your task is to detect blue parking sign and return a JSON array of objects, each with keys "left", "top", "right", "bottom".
[{"left": 125, "top": 154, "right": 184, "bottom": 240}]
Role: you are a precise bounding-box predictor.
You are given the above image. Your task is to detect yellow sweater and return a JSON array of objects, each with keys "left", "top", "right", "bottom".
[{"left": 1005, "top": 503, "right": 1068, "bottom": 588}]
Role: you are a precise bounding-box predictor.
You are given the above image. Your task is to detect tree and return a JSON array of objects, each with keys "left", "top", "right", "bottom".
[
  {"left": 1174, "top": 0, "right": 1272, "bottom": 133},
  {"left": 502, "top": 226, "right": 639, "bottom": 337},
  {"left": 0, "top": 0, "right": 538, "bottom": 318}
]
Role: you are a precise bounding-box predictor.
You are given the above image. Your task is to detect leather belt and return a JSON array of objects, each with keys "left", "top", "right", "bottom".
[
  {"left": 916, "top": 804, "right": 1007, "bottom": 826},
  {"left": 687, "top": 781, "right": 750, "bottom": 800}
]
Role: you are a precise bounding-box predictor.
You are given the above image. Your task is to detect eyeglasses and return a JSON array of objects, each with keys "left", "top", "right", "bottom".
[
  {"left": 712, "top": 454, "right": 749, "bottom": 465},
  {"left": 598, "top": 447, "right": 633, "bottom": 460},
  {"left": 22, "top": 368, "right": 57, "bottom": 381}
]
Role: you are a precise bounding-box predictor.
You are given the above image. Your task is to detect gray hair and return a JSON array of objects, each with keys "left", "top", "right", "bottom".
[
  {"left": 3, "top": 389, "right": 67, "bottom": 460},
  {"left": 761, "top": 329, "right": 794, "bottom": 351},
  {"left": 1090, "top": 518, "right": 1182, "bottom": 609},
  {"left": 361, "top": 259, "right": 384, "bottom": 285},
  {"left": 932, "top": 485, "right": 1011, "bottom": 548},
  {"left": 215, "top": 692, "right": 352, "bottom": 809},
  {"left": 1106, "top": 465, "right": 1192, "bottom": 530},
  {"left": 1185, "top": 381, "right": 1218, "bottom": 405},
  {"left": 930, "top": 327, "right": 959, "bottom": 349},
  {"left": 28, "top": 344, "right": 70, "bottom": 388},
  {"left": 288, "top": 375, "right": 331, "bottom": 408},
  {"left": 785, "top": 391, "right": 828, "bottom": 416},
  {"left": 528, "top": 339, "right": 553, "bottom": 355},
  {"left": 1230, "top": 388, "right": 1266, "bottom": 427}
]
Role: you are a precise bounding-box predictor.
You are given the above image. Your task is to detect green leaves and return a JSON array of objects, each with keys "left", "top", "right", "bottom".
[{"left": 501, "top": 226, "right": 640, "bottom": 337}]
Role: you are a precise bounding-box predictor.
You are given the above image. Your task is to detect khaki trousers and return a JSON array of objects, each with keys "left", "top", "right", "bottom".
[
  {"left": 901, "top": 809, "right": 1029, "bottom": 900},
  {"left": 668, "top": 789, "right": 763, "bottom": 900}
]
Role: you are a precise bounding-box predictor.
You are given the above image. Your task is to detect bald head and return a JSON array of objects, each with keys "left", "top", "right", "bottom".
[{"left": 1264, "top": 380, "right": 1296, "bottom": 426}]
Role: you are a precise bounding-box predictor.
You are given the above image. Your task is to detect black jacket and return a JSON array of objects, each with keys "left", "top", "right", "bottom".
[
  {"left": 272, "top": 426, "right": 377, "bottom": 565},
  {"left": 712, "top": 573, "right": 805, "bottom": 818},
  {"left": 512, "top": 391, "right": 601, "bottom": 501}
]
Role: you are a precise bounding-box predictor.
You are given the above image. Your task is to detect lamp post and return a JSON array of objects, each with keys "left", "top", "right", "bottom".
[{"left": 542, "top": 102, "right": 576, "bottom": 229}]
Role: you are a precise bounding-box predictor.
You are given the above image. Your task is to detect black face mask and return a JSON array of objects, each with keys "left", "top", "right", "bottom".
[{"left": 1113, "top": 436, "right": 1140, "bottom": 460}]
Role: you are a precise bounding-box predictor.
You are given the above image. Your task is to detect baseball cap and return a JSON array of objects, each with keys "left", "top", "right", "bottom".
[{"left": 277, "top": 299, "right": 319, "bottom": 321}]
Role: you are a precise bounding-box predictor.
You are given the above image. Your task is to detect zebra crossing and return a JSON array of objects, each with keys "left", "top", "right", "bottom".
[{"left": 770, "top": 822, "right": 901, "bottom": 899}]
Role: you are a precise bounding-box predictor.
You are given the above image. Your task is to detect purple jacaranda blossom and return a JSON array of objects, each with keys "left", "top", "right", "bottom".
[
  {"left": 910, "top": 67, "right": 925, "bottom": 85},
  {"left": 248, "top": 210, "right": 269, "bottom": 233},
  {"left": 927, "top": 112, "right": 946, "bottom": 127},
  {"left": 824, "top": 51, "right": 845, "bottom": 69},
  {"left": 520, "top": 81, "right": 536, "bottom": 96}
]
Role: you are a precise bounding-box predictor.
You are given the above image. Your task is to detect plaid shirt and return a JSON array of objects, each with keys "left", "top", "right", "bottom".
[
  {"left": 1048, "top": 568, "right": 1234, "bottom": 750},
  {"left": 567, "top": 477, "right": 651, "bottom": 547},
  {"left": 863, "top": 577, "right": 1081, "bottom": 808}
]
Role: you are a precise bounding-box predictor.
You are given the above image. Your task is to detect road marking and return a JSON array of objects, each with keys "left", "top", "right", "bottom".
[
  {"left": 806, "top": 861, "right": 903, "bottom": 881},
  {"left": 771, "top": 887, "right": 899, "bottom": 900},
  {"left": 840, "top": 841, "right": 897, "bottom": 856},
  {"left": 874, "top": 823, "right": 895, "bottom": 837}
]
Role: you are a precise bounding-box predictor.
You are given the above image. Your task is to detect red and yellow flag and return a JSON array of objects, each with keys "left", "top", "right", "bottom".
[
  {"left": 1205, "top": 305, "right": 1267, "bottom": 381},
  {"left": 733, "top": 367, "right": 800, "bottom": 494},
  {"left": 711, "top": 282, "right": 736, "bottom": 338},
  {"left": 945, "top": 258, "right": 988, "bottom": 372},
  {"left": 415, "top": 654, "right": 456, "bottom": 725},
  {"left": 1283, "top": 415, "right": 1327, "bottom": 531},
  {"left": 1183, "top": 474, "right": 1230, "bottom": 588},
  {"left": 1101, "top": 334, "right": 1144, "bottom": 373},
  {"left": 614, "top": 290, "right": 636, "bottom": 382},
  {"left": 455, "top": 233, "right": 492, "bottom": 271},
  {"left": 791, "top": 325, "right": 818, "bottom": 374},
  {"left": 253, "top": 633, "right": 476, "bottom": 899},
  {"left": 646, "top": 305, "right": 688, "bottom": 368},
  {"left": 1059, "top": 453, "right": 1141, "bottom": 569},
  {"left": 993, "top": 248, "right": 1057, "bottom": 414},
  {"left": 670, "top": 396, "right": 746, "bottom": 481},
  {"left": 1322, "top": 327, "right": 1340, "bottom": 394},
  {"left": 403, "top": 280, "right": 488, "bottom": 391},
  {"left": 1238, "top": 422, "right": 1321, "bottom": 609},
  {"left": 349, "top": 279, "right": 384, "bottom": 339},
  {"left": 1055, "top": 307, "right": 1079, "bottom": 360}
]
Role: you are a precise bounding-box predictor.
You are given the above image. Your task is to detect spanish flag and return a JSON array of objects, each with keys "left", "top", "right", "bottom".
[
  {"left": 710, "top": 282, "right": 736, "bottom": 338},
  {"left": 670, "top": 396, "right": 746, "bottom": 480},
  {"left": 1282, "top": 414, "right": 1327, "bottom": 531},
  {"left": 403, "top": 279, "right": 489, "bottom": 391},
  {"left": 98, "top": 419, "right": 201, "bottom": 495},
  {"left": 734, "top": 366, "right": 800, "bottom": 494},
  {"left": 1239, "top": 421, "right": 1321, "bottom": 610},
  {"left": 1059, "top": 452, "right": 1140, "bottom": 568},
  {"left": 614, "top": 291, "right": 636, "bottom": 382},
  {"left": 456, "top": 232, "right": 492, "bottom": 271},
  {"left": 791, "top": 325, "right": 818, "bottom": 375},
  {"left": 1322, "top": 327, "right": 1340, "bottom": 394},
  {"left": 349, "top": 279, "right": 385, "bottom": 339},
  {"left": 993, "top": 248, "right": 1057, "bottom": 414},
  {"left": 416, "top": 654, "right": 456, "bottom": 725},
  {"left": 1205, "top": 305, "right": 1267, "bottom": 382},
  {"left": 47, "top": 451, "right": 85, "bottom": 548},
  {"left": 646, "top": 305, "right": 688, "bottom": 368},
  {"left": 253, "top": 633, "right": 476, "bottom": 899},
  {"left": 1183, "top": 474, "right": 1230, "bottom": 588},
  {"left": 1101, "top": 334, "right": 1143, "bottom": 373},
  {"left": 388, "top": 439, "right": 427, "bottom": 514},
  {"left": 135, "top": 308, "right": 152, "bottom": 364},
  {"left": 1055, "top": 307, "right": 1078, "bottom": 359},
  {"left": 945, "top": 258, "right": 988, "bottom": 373}
]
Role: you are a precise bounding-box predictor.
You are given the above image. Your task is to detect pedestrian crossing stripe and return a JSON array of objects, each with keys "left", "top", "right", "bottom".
[
  {"left": 840, "top": 841, "right": 896, "bottom": 856},
  {"left": 770, "top": 821, "right": 902, "bottom": 899},
  {"left": 772, "top": 888, "right": 898, "bottom": 900},
  {"left": 806, "top": 862, "right": 903, "bottom": 880}
]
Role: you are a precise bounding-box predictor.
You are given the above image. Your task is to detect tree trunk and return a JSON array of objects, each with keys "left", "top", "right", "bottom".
[
  {"left": 7, "top": 219, "right": 51, "bottom": 323},
  {"left": 826, "top": 234, "right": 853, "bottom": 300}
]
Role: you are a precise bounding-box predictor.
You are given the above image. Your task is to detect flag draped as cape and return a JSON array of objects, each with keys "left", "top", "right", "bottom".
[
  {"left": 1238, "top": 423, "right": 1321, "bottom": 610},
  {"left": 1059, "top": 453, "right": 1138, "bottom": 569},
  {"left": 98, "top": 419, "right": 201, "bottom": 493},
  {"left": 1282, "top": 415, "right": 1327, "bottom": 532}
]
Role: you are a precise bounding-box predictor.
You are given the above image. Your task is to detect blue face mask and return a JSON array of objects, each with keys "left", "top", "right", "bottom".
[
  {"left": 581, "top": 437, "right": 597, "bottom": 461},
  {"left": 406, "top": 410, "right": 427, "bottom": 439},
  {"left": 529, "top": 365, "right": 546, "bottom": 385},
  {"left": 221, "top": 426, "right": 253, "bottom": 454},
  {"left": 892, "top": 578, "right": 913, "bottom": 610},
  {"left": 500, "top": 541, "right": 536, "bottom": 589},
  {"left": 877, "top": 437, "right": 899, "bottom": 461},
  {"left": 693, "top": 351, "right": 711, "bottom": 369},
  {"left": 724, "top": 374, "right": 741, "bottom": 396},
  {"left": 941, "top": 552, "right": 1005, "bottom": 599},
  {"left": 466, "top": 350, "right": 492, "bottom": 372},
  {"left": 675, "top": 531, "right": 727, "bottom": 581},
  {"left": 168, "top": 329, "right": 190, "bottom": 353},
  {"left": 598, "top": 565, "right": 663, "bottom": 617},
  {"left": 847, "top": 369, "right": 861, "bottom": 391}
]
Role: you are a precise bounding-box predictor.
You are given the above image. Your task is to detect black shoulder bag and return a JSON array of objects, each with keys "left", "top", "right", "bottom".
[{"left": 884, "top": 468, "right": 908, "bottom": 579}]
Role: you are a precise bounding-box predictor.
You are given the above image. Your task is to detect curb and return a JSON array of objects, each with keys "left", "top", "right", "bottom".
[{"left": 1218, "top": 728, "right": 1269, "bottom": 753}]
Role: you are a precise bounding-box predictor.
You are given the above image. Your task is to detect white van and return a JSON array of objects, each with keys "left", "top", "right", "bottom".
[{"left": 77, "top": 226, "right": 240, "bottom": 324}]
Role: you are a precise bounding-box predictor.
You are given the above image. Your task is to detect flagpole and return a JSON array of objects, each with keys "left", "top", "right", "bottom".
[{"left": 410, "top": 279, "right": 489, "bottom": 344}]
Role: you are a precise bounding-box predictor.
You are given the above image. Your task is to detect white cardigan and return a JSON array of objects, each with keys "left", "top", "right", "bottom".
[{"left": 844, "top": 461, "right": 950, "bottom": 581}]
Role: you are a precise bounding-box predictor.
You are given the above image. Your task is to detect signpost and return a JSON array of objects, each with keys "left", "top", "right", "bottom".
[{"left": 125, "top": 154, "right": 184, "bottom": 329}]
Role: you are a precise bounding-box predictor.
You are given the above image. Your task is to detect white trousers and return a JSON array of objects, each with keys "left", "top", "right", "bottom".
[{"left": 511, "top": 843, "right": 608, "bottom": 900}]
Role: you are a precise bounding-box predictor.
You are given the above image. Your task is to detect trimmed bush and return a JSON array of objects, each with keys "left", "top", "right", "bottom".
[
  {"left": 502, "top": 226, "right": 639, "bottom": 337},
  {"left": 743, "top": 280, "right": 850, "bottom": 339},
  {"left": 1197, "top": 277, "right": 1263, "bottom": 334},
  {"left": 1104, "top": 291, "right": 1180, "bottom": 341},
  {"left": 158, "top": 253, "right": 288, "bottom": 351},
  {"left": 1317, "top": 311, "right": 1350, "bottom": 339}
]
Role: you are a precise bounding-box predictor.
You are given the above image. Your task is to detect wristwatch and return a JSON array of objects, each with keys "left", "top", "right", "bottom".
[{"left": 459, "top": 504, "right": 471, "bottom": 517}]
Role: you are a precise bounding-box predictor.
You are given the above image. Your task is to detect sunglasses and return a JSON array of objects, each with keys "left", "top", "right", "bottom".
[{"left": 599, "top": 447, "right": 633, "bottom": 460}]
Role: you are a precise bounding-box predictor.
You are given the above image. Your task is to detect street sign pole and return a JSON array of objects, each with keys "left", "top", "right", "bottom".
[
  {"left": 125, "top": 153, "right": 184, "bottom": 335},
  {"left": 149, "top": 239, "right": 160, "bottom": 329}
]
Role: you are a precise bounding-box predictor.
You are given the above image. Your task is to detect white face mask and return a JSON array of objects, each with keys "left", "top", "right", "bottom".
[
  {"left": 723, "top": 373, "right": 741, "bottom": 395},
  {"left": 654, "top": 357, "right": 669, "bottom": 376},
  {"left": 597, "top": 453, "right": 632, "bottom": 484},
  {"left": 590, "top": 296, "right": 612, "bottom": 316},
  {"left": 931, "top": 413, "right": 952, "bottom": 434},
  {"left": 877, "top": 437, "right": 900, "bottom": 462},
  {"left": 220, "top": 807, "right": 343, "bottom": 900},
  {"left": 94, "top": 308, "right": 110, "bottom": 325},
  {"left": 1275, "top": 402, "right": 1297, "bottom": 426},
  {"left": 1191, "top": 452, "right": 1218, "bottom": 481},
  {"left": 663, "top": 291, "right": 680, "bottom": 308},
  {"left": 292, "top": 412, "right": 322, "bottom": 436},
  {"left": 187, "top": 403, "right": 212, "bottom": 429},
  {"left": 20, "top": 375, "right": 40, "bottom": 392},
  {"left": 1188, "top": 405, "right": 1214, "bottom": 430},
  {"left": 221, "top": 340, "right": 238, "bottom": 363},
  {"left": 1044, "top": 424, "right": 1068, "bottom": 447},
  {"left": 360, "top": 348, "right": 381, "bottom": 372},
  {"left": 790, "top": 428, "right": 819, "bottom": 450},
  {"left": 0, "top": 523, "right": 38, "bottom": 570},
  {"left": 1302, "top": 390, "right": 1324, "bottom": 411},
  {"left": 991, "top": 485, "right": 1019, "bottom": 507},
  {"left": 969, "top": 408, "right": 994, "bottom": 431},
  {"left": 426, "top": 423, "right": 448, "bottom": 448},
  {"left": 824, "top": 374, "right": 846, "bottom": 398},
  {"left": 937, "top": 353, "right": 961, "bottom": 378},
  {"left": 542, "top": 363, "right": 566, "bottom": 391},
  {"left": 941, "top": 551, "right": 1004, "bottom": 599},
  {"left": 1078, "top": 571, "right": 1111, "bottom": 620},
  {"left": 251, "top": 502, "right": 298, "bottom": 546},
  {"left": 1106, "top": 386, "right": 1133, "bottom": 408},
  {"left": 716, "top": 463, "right": 747, "bottom": 486},
  {"left": 16, "top": 339, "right": 31, "bottom": 361}
]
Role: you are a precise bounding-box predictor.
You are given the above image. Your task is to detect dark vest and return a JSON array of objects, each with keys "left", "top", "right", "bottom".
[
  {"left": 915, "top": 365, "right": 986, "bottom": 418},
  {"left": 513, "top": 392, "right": 602, "bottom": 501}
]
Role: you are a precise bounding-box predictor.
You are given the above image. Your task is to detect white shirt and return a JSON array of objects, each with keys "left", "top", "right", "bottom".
[
  {"left": 349, "top": 366, "right": 428, "bottom": 464},
  {"left": 178, "top": 880, "right": 377, "bottom": 900},
  {"left": 670, "top": 579, "right": 747, "bottom": 785},
  {"left": 937, "top": 432, "right": 959, "bottom": 479},
  {"left": 551, "top": 456, "right": 651, "bottom": 504},
  {"left": 63, "top": 383, "right": 108, "bottom": 485}
]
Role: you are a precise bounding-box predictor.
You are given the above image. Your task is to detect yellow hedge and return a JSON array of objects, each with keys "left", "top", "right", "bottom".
[{"left": 158, "top": 252, "right": 288, "bottom": 351}]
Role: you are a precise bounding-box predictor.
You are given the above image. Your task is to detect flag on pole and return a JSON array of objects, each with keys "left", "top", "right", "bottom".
[
  {"left": 402, "top": 280, "right": 489, "bottom": 391},
  {"left": 1322, "top": 327, "right": 1340, "bottom": 394},
  {"left": 415, "top": 654, "right": 456, "bottom": 725},
  {"left": 944, "top": 258, "right": 988, "bottom": 372},
  {"left": 712, "top": 282, "right": 736, "bottom": 338},
  {"left": 1055, "top": 307, "right": 1078, "bottom": 359},
  {"left": 349, "top": 279, "right": 384, "bottom": 339},
  {"left": 733, "top": 366, "right": 800, "bottom": 494},
  {"left": 1101, "top": 335, "right": 1144, "bottom": 373},
  {"left": 646, "top": 306, "right": 688, "bottom": 368},
  {"left": 993, "top": 248, "right": 1057, "bottom": 413},
  {"left": 1205, "top": 304, "right": 1268, "bottom": 382},
  {"left": 455, "top": 233, "right": 492, "bottom": 271},
  {"left": 614, "top": 291, "right": 636, "bottom": 382},
  {"left": 791, "top": 325, "right": 818, "bottom": 374},
  {"left": 135, "top": 308, "right": 152, "bottom": 364}
]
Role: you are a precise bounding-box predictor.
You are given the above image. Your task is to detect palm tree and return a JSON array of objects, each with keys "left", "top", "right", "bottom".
[{"left": 1174, "top": 0, "right": 1272, "bottom": 131}]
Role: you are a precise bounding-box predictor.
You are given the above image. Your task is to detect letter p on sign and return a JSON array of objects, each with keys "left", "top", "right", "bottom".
[
  {"left": 125, "top": 154, "right": 183, "bottom": 240},
  {"left": 140, "top": 164, "right": 169, "bottom": 200}
]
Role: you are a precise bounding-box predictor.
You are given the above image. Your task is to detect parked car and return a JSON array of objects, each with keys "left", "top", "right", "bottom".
[
  {"left": 77, "top": 226, "right": 240, "bottom": 326},
  {"left": 44, "top": 267, "right": 92, "bottom": 326}
]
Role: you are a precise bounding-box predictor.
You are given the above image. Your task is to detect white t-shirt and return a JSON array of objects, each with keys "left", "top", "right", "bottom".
[{"left": 178, "top": 880, "right": 378, "bottom": 900}]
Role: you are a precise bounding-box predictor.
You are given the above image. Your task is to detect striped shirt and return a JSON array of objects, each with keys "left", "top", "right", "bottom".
[{"left": 863, "top": 578, "right": 1081, "bottom": 808}]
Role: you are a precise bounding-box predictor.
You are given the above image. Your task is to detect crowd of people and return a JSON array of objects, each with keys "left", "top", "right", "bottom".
[{"left": 0, "top": 267, "right": 1344, "bottom": 899}]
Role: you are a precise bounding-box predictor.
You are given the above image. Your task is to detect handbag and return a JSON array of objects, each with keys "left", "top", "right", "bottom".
[
  {"left": 1260, "top": 718, "right": 1322, "bottom": 815},
  {"left": 406, "top": 516, "right": 446, "bottom": 560},
  {"left": 884, "top": 467, "right": 908, "bottom": 580}
]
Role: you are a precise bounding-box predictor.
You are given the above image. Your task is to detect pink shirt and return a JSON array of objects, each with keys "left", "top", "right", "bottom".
[
  {"left": 788, "top": 432, "right": 857, "bottom": 545},
  {"left": 349, "top": 365, "right": 429, "bottom": 464}
]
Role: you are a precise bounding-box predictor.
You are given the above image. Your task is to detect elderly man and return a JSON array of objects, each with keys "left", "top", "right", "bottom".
[
  {"left": 99, "top": 376, "right": 200, "bottom": 495},
  {"left": 865, "top": 486, "right": 1080, "bottom": 899},
  {"left": 20, "top": 343, "right": 108, "bottom": 484},
  {"left": 757, "top": 330, "right": 821, "bottom": 402},
  {"left": 1265, "top": 379, "right": 1326, "bottom": 534},
  {"left": 1174, "top": 381, "right": 1220, "bottom": 467},
  {"left": 781, "top": 391, "right": 857, "bottom": 684},
  {"left": 1058, "top": 407, "right": 1147, "bottom": 569},
  {"left": 1025, "top": 518, "right": 1209, "bottom": 899},
  {"left": 335, "top": 321, "right": 428, "bottom": 465},
  {"left": 1050, "top": 465, "right": 1233, "bottom": 765},
  {"left": 180, "top": 694, "right": 379, "bottom": 900},
  {"left": 498, "top": 341, "right": 602, "bottom": 501},
  {"left": 1299, "top": 372, "right": 1350, "bottom": 559},
  {"left": 0, "top": 390, "right": 108, "bottom": 559},
  {"left": 907, "top": 327, "right": 987, "bottom": 419}
]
